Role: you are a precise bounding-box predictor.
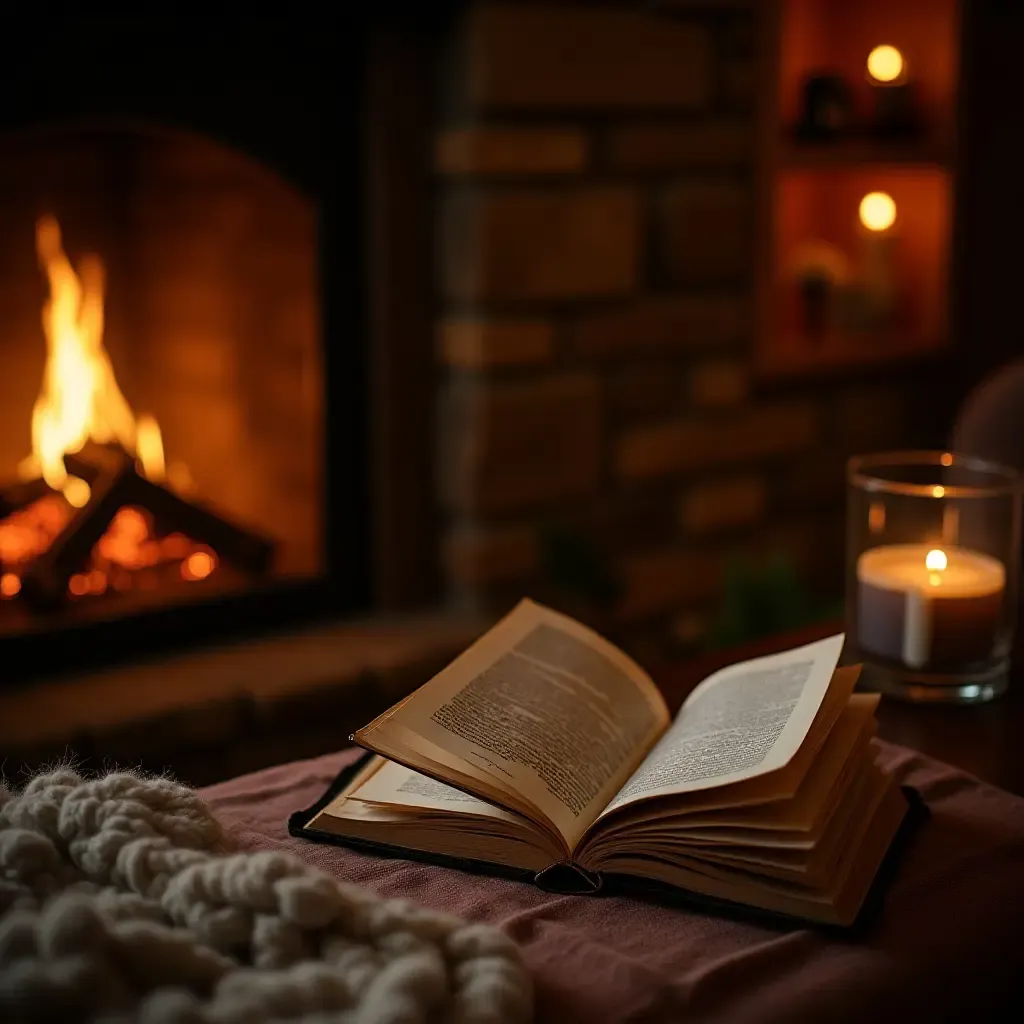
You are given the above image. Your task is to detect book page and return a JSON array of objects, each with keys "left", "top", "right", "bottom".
[
  {"left": 309, "top": 757, "right": 560, "bottom": 872},
  {"left": 348, "top": 758, "right": 523, "bottom": 821},
  {"left": 602, "top": 635, "right": 845, "bottom": 814},
  {"left": 355, "top": 599, "right": 670, "bottom": 851}
]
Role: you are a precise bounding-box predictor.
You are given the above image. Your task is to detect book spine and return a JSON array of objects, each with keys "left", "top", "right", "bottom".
[{"left": 533, "top": 863, "right": 603, "bottom": 895}]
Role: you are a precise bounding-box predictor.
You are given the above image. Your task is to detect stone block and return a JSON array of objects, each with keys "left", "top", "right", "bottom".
[
  {"left": 609, "top": 363, "right": 683, "bottom": 419},
  {"left": 617, "top": 548, "right": 723, "bottom": 620},
  {"left": 439, "top": 374, "right": 602, "bottom": 514},
  {"left": 440, "top": 188, "right": 640, "bottom": 302},
  {"left": 660, "top": 182, "right": 752, "bottom": 285},
  {"left": 564, "top": 489, "right": 679, "bottom": 555},
  {"left": 688, "top": 358, "right": 749, "bottom": 408},
  {"left": 435, "top": 127, "right": 588, "bottom": 176},
  {"left": 680, "top": 474, "right": 765, "bottom": 534},
  {"left": 464, "top": 5, "right": 712, "bottom": 110},
  {"left": 573, "top": 295, "right": 747, "bottom": 359},
  {"left": 437, "top": 318, "right": 554, "bottom": 369},
  {"left": 605, "top": 120, "right": 751, "bottom": 172},
  {"left": 616, "top": 402, "right": 818, "bottom": 479},
  {"left": 443, "top": 524, "right": 539, "bottom": 587}
]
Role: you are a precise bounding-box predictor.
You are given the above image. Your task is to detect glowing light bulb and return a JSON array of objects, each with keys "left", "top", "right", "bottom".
[
  {"left": 859, "top": 192, "right": 896, "bottom": 232},
  {"left": 867, "top": 45, "right": 904, "bottom": 84},
  {"left": 925, "top": 549, "right": 947, "bottom": 572}
]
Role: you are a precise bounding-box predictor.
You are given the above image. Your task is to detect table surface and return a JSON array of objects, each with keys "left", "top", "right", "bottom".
[{"left": 657, "top": 624, "right": 1024, "bottom": 798}]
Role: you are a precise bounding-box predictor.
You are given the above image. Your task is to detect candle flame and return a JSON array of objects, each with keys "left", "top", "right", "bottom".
[
  {"left": 925, "top": 549, "right": 947, "bottom": 572},
  {"left": 867, "top": 45, "right": 904, "bottom": 84},
  {"left": 859, "top": 192, "right": 897, "bottom": 232}
]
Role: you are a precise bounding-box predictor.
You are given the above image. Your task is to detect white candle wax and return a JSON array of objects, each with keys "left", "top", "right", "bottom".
[{"left": 856, "top": 544, "right": 1006, "bottom": 669}]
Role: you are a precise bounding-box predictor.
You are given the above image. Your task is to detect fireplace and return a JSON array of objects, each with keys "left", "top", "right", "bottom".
[{"left": 0, "top": 15, "right": 396, "bottom": 682}]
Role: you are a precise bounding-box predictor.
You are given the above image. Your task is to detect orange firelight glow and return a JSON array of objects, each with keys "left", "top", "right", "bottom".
[{"left": 17, "top": 216, "right": 166, "bottom": 503}]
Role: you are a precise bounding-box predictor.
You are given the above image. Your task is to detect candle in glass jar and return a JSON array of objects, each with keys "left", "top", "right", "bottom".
[{"left": 857, "top": 544, "right": 1006, "bottom": 669}]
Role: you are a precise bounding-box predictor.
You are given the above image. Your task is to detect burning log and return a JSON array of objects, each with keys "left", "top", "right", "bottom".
[
  {"left": 14, "top": 442, "right": 275, "bottom": 611},
  {"left": 65, "top": 443, "right": 275, "bottom": 573},
  {"left": 19, "top": 449, "right": 137, "bottom": 609},
  {"left": 17, "top": 444, "right": 275, "bottom": 611}
]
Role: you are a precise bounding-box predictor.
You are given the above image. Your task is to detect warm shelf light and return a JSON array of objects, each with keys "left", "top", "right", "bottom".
[
  {"left": 859, "top": 191, "right": 897, "bottom": 232},
  {"left": 867, "top": 45, "right": 905, "bottom": 84}
]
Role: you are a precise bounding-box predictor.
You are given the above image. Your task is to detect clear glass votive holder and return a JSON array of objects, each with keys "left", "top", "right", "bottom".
[{"left": 846, "top": 451, "right": 1022, "bottom": 704}]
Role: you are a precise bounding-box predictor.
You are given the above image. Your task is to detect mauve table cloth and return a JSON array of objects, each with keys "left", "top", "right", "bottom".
[{"left": 201, "top": 741, "right": 1024, "bottom": 1023}]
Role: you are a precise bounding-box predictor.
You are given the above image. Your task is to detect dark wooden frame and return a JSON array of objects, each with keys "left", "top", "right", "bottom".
[{"left": 366, "top": 16, "right": 441, "bottom": 609}]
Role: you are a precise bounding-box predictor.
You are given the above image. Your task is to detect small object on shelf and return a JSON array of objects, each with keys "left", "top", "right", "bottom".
[
  {"left": 866, "top": 44, "right": 919, "bottom": 137},
  {"left": 796, "top": 74, "right": 854, "bottom": 140},
  {"left": 850, "top": 191, "right": 899, "bottom": 336},
  {"left": 789, "top": 241, "right": 850, "bottom": 346},
  {"left": 846, "top": 451, "right": 1022, "bottom": 703}
]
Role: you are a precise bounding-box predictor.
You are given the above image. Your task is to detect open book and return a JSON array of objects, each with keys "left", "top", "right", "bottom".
[{"left": 298, "top": 600, "right": 910, "bottom": 926}]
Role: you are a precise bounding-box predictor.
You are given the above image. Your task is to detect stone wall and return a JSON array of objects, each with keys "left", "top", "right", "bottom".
[{"left": 433, "top": 1, "right": 947, "bottom": 659}]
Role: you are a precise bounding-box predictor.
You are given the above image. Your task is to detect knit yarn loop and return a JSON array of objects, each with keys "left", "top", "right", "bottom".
[{"left": 0, "top": 769, "right": 532, "bottom": 1024}]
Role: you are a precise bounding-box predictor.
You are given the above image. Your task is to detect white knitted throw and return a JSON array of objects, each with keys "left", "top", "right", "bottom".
[{"left": 0, "top": 767, "right": 533, "bottom": 1024}]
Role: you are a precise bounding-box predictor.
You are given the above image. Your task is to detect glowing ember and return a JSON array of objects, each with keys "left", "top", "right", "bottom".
[
  {"left": 17, "top": 215, "right": 167, "bottom": 503},
  {"left": 161, "top": 534, "right": 190, "bottom": 559},
  {"left": 182, "top": 549, "right": 216, "bottom": 581},
  {"left": 0, "top": 495, "right": 70, "bottom": 565},
  {"left": 0, "top": 494, "right": 219, "bottom": 604}
]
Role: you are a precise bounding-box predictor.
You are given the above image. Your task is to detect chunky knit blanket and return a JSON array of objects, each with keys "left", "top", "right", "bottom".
[{"left": 0, "top": 768, "right": 533, "bottom": 1024}]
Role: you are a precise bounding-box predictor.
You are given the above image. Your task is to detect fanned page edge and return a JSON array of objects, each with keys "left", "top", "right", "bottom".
[
  {"left": 352, "top": 598, "right": 673, "bottom": 852},
  {"left": 599, "top": 634, "right": 847, "bottom": 814}
]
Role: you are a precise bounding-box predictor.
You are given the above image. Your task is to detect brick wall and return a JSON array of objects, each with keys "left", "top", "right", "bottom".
[{"left": 434, "top": 1, "right": 946, "bottom": 659}]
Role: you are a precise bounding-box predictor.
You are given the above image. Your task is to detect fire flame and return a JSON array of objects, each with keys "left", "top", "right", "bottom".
[{"left": 18, "top": 215, "right": 165, "bottom": 505}]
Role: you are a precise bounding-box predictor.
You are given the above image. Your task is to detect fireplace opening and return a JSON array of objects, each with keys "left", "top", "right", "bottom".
[
  {"left": 0, "top": 14, "right": 390, "bottom": 685},
  {"left": 0, "top": 127, "right": 328, "bottom": 675}
]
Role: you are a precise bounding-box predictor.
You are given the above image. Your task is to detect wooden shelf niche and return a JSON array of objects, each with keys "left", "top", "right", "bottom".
[{"left": 758, "top": 0, "right": 961, "bottom": 376}]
